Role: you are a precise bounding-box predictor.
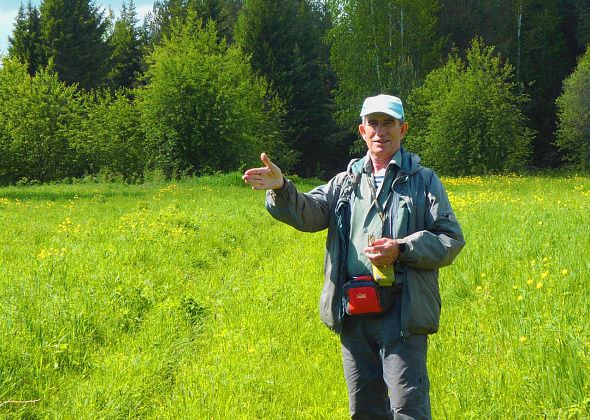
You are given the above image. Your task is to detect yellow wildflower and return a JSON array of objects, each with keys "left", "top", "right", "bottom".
[
  {"left": 527, "top": 279, "right": 533, "bottom": 285},
  {"left": 517, "top": 295, "right": 524, "bottom": 301},
  {"left": 519, "top": 336, "right": 527, "bottom": 343},
  {"left": 561, "top": 269, "right": 568, "bottom": 276},
  {"left": 536, "top": 282, "right": 543, "bottom": 289},
  {"left": 541, "top": 271, "right": 549, "bottom": 279}
]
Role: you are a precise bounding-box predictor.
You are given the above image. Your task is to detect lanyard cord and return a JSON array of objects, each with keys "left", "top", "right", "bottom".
[
  {"left": 365, "top": 172, "right": 386, "bottom": 224},
  {"left": 365, "top": 170, "right": 400, "bottom": 240}
]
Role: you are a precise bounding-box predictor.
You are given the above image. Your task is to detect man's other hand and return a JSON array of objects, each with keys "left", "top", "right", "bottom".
[
  {"left": 242, "top": 153, "right": 285, "bottom": 190},
  {"left": 364, "top": 238, "right": 400, "bottom": 266}
]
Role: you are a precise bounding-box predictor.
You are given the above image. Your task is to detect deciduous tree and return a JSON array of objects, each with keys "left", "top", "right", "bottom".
[
  {"left": 0, "top": 59, "right": 85, "bottom": 183},
  {"left": 138, "top": 18, "right": 292, "bottom": 176},
  {"left": 328, "top": 0, "right": 442, "bottom": 137},
  {"left": 555, "top": 45, "right": 590, "bottom": 170},
  {"left": 405, "top": 39, "right": 534, "bottom": 175}
]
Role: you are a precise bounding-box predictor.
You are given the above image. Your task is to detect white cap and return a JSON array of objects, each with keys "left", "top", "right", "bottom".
[{"left": 360, "top": 94, "right": 404, "bottom": 120}]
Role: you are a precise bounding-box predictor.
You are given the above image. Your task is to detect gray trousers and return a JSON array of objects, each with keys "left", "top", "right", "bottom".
[{"left": 340, "top": 291, "right": 431, "bottom": 420}]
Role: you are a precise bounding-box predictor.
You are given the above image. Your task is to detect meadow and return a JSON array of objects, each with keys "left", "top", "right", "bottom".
[{"left": 0, "top": 173, "right": 588, "bottom": 419}]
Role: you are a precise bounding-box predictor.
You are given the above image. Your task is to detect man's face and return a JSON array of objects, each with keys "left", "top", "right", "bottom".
[{"left": 359, "top": 113, "right": 408, "bottom": 160}]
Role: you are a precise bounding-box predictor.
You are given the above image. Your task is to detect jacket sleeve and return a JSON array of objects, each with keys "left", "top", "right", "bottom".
[
  {"left": 264, "top": 175, "right": 342, "bottom": 233},
  {"left": 397, "top": 170, "right": 465, "bottom": 269}
]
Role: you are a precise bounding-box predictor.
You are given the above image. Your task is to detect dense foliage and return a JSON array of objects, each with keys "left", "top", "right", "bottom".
[
  {"left": 1, "top": 0, "right": 590, "bottom": 183},
  {"left": 138, "top": 18, "right": 291, "bottom": 176},
  {"left": 107, "top": 0, "right": 144, "bottom": 90},
  {"left": 39, "top": 0, "right": 111, "bottom": 90},
  {"left": 328, "top": 0, "right": 442, "bottom": 134},
  {"left": 0, "top": 60, "right": 85, "bottom": 184},
  {"left": 8, "top": 2, "right": 45, "bottom": 76},
  {"left": 236, "top": 0, "right": 345, "bottom": 176},
  {"left": 556, "top": 44, "right": 590, "bottom": 170},
  {"left": 405, "top": 40, "right": 534, "bottom": 175},
  {"left": 81, "top": 90, "right": 147, "bottom": 180}
]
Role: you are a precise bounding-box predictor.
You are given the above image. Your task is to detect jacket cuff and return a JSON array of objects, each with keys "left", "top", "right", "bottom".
[
  {"left": 396, "top": 239, "right": 408, "bottom": 263},
  {"left": 267, "top": 177, "right": 290, "bottom": 205}
]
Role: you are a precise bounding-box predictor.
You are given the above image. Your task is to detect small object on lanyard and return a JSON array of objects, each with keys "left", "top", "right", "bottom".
[
  {"left": 367, "top": 233, "right": 395, "bottom": 287},
  {"left": 366, "top": 173, "right": 395, "bottom": 287}
]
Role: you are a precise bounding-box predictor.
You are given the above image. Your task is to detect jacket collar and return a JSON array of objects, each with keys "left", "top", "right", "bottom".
[{"left": 347, "top": 147, "right": 422, "bottom": 179}]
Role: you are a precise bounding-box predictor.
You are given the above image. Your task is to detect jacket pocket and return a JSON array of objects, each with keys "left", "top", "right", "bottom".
[{"left": 401, "top": 268, "right": 441, "bottom": 335}]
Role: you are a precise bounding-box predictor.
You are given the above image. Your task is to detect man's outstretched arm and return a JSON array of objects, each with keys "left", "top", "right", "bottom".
[{"left": 243, "top": 152, "right": 336, "bottom": 233}]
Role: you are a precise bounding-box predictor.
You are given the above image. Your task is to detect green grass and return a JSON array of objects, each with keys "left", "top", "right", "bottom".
[{"left": 0, "top": 173, "right": 588, "bottom": 418}]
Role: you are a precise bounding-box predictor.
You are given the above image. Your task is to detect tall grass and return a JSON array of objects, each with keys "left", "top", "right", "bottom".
[{"left": 0, "top": 173, "right": 588, "bottom": 418}]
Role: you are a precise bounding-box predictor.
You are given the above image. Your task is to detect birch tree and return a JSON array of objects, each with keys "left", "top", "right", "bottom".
[{"left": 327, "top": 0, "right": 442, "bottom": 135}]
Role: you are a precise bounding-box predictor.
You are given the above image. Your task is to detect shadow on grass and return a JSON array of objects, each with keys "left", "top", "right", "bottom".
[{"left": 0, "top": 183, "right": 150, "bottom": 202}]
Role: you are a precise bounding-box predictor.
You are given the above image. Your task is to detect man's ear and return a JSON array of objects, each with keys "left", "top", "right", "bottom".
[
  {"left": 400, "top": 121, "right": 409, "bottom": 136},
  {"left": 358, "top": 123, "right": 366, "bottom": 137}
]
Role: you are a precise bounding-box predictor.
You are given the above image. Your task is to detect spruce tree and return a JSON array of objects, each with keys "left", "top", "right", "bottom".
[
  {"left": 142, "top": 0, "right": 199, "bottom": 47},
  {"left": 236, "top": 0, "right": 339, "bottom": 176},
  {"left": 40, "top": 0, "right": 110, "bottom": 90},
  {"left": 8, "top": 2, "right": 45, "bottom": 76},
  {"left": 107, "top": 0, "right": 144, "bottom": 89},
  {"left": 194, "top": 0, "right": 242, "bottom": 43}
]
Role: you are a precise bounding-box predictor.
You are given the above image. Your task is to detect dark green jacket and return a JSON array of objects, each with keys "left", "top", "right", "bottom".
[{"left": 266, "top": 148, "right": 465, "bottom": 335}]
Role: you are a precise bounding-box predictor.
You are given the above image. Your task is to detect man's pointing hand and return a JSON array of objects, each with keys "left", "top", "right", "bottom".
[{"left": 242, "top": 153, "right": 285, "bottom": 190}]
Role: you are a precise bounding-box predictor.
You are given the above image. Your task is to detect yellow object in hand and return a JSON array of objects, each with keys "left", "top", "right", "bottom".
[{"left": 367, "top": 234, "right": 395, "bottom": 287}]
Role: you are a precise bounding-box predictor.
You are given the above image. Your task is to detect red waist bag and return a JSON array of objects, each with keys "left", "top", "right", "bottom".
[{"left": 343, "top": 276, "right": 386, "bottom": 315}]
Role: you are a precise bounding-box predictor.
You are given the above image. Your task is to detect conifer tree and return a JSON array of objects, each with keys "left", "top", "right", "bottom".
[
  {"left": 143, "top": 0, "right": 199, "bottom": 47},
  {"left": 107, "top": 0, "right": 144, "bottom": 89},
  {"left": 8, "top": 2, "right": 45, "bottom": 76},
  {"left": 40, "top": 0, "right": 110, "bottom": 90},
  {"left": 236, "top": 0, "right": 339, "bottom": 175},
  {"left": 193, "top": 0, "right": 242, "bottom": 43},
  {"left": 143, "top": 0, "right": 240, "bottom": 48},
  {"left": 574, "top": 0, "right": 590, "bottom": 48}
]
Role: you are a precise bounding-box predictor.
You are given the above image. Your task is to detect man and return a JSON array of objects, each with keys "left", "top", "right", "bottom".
[{"left": 242, "top": 94, "right": 465, "bottom": 419}]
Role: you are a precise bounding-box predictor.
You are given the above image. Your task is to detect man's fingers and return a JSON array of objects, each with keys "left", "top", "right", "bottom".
[
  {"left": 243, "top": 167, "right": 267, "bottom": 177},
  {"left": 260, "top": 152, "right": 278, "bottom": 174},
  {"left": 365, "top": 244, "right": 386, "bottom": 253},
  {"left": 371, "top": 237, "right": 390, "bottom": 246},
  {"left": 260, "top": 152, "right": 271, "bottom": 167}
]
